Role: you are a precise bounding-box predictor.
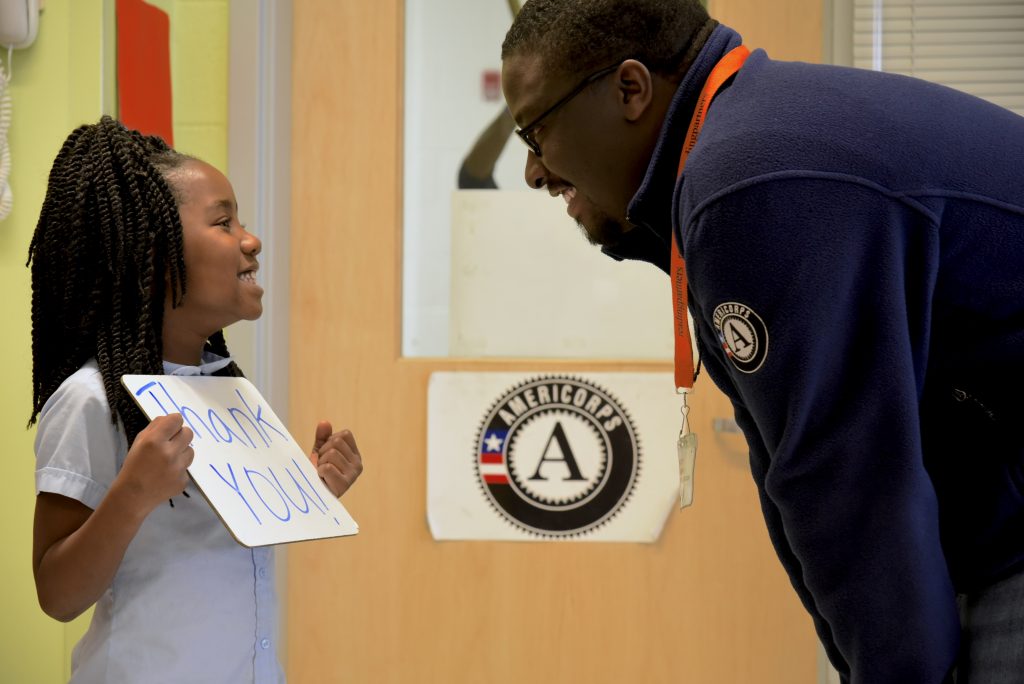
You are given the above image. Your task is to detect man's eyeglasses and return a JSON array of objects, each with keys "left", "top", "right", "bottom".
[{"left": 514, "top": 62, "right": 622, "bottom": 157}]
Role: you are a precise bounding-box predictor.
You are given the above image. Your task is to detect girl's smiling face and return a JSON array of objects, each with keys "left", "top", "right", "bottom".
[{"left": 161, "top": 160, "right": 263, "bottom": 361}]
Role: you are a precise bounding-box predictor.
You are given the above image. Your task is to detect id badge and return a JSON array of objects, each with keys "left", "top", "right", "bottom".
[
  {"left": 677, "top": 390, "right": 697, "bottom": 509},
  {"left": 677, "top": 431, "right": 697, "bottom": 509}
]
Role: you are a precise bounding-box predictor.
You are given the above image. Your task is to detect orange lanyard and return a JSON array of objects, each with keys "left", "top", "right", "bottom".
[{"left": 672, "top": 45, "right": 750, "bottom": 392}]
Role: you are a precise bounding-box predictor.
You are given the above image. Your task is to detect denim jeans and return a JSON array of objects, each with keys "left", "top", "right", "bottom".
[{"left": 956, "top": 566, "right": 1024, "bottom": 683}]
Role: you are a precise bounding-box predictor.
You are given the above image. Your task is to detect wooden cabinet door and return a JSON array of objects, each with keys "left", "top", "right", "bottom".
[{"left": 287, "top": 2, "right": 820, "bottom": 682}]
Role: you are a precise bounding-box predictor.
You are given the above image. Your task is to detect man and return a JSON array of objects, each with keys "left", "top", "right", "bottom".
[{"left": 500, "top": 1, "right": 1024, "bottom": 683}]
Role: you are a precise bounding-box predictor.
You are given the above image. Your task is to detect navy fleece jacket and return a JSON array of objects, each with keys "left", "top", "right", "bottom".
[{"left": 614, "top": 25, "right": 1024, "bottom": 684}]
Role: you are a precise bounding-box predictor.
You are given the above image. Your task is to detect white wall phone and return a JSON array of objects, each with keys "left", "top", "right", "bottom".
[
  {"left": 0, "top": 0, "right": 40, "bottom": 49},
  {"left": 0, "top": 0, "right": 40, "bottom": 221}
]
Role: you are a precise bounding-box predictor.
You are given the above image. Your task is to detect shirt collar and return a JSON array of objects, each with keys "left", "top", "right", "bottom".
[
  {"left": 162, "top": 351, "right": 234, "bottom": 376},
  {"left": 601, "top": 24, "right": 743, "bottom": 271}
]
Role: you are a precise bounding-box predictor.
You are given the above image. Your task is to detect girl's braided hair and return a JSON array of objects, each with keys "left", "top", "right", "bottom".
[{"left": 28, "top": 116, "right": 242, "bottom": 444}]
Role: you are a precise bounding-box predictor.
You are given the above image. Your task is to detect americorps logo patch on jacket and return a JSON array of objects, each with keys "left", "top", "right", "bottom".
[{"left": 713, "top": 301, "right": 769, "bottom": 373}]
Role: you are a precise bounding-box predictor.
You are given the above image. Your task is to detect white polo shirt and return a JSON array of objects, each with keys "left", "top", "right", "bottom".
[{"left": 34, "top": 356, "right": 284, "bottom": 684}]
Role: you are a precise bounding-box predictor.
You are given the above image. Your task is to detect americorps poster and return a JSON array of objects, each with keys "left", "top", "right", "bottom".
[{"left": 428, "top": 371, "right": 682, "bottom": 541}]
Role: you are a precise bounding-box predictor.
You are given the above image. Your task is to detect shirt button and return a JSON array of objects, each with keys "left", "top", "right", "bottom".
[
  {"left": 261, "top": 638, "right": 271, "bottom": 650},
  {"left": 258, "top": 567, "right": 267, "bottom": 579}
]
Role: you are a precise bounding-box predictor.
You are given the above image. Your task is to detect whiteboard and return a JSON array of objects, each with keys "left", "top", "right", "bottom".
[{"left": 122, "top": 375, "right": 358, "bottom": 547}]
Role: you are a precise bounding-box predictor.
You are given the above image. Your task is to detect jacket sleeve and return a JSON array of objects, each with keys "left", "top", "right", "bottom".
[{"left": 683, "top": 174, "right": 959, "bottom": 683}]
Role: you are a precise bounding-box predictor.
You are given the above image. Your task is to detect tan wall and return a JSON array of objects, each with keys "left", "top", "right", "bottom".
[
  {"left": 712, "top": 0, "right": 823, "bottom": 62},
  {"left": 287, "top": 1, "right": 823, "bottom": 682}
]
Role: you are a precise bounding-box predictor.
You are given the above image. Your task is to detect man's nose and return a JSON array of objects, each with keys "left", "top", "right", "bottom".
[{"left": 524, "top": 150, "right": 548, "bottom": 189}]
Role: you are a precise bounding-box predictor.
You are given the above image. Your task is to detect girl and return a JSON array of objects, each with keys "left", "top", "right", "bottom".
[{"left": 28, "top": 116, "right": 362, "bottom": 683}]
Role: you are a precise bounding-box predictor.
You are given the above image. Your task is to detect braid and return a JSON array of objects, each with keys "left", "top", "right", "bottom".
[
  {"left": 28, "top": 116, "right": 241, "bottom": 444},
  {"left": 205, "top": 331, "right": 245, "bottom": 378}
]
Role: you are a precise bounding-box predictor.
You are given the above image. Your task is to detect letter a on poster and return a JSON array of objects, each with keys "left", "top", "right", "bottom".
[{"left": 122, "top": 375, "right": 358, "bottom": 547}]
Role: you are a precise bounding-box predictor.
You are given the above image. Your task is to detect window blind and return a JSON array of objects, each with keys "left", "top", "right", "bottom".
[{"left": 852, "top": 0, "right": 1024, "bottom": 116}]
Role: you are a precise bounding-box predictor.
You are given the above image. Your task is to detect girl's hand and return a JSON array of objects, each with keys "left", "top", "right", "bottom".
[
  {"left": 116, "top": 413, "right": 195, "bottom": 513},
  {"left": 309, "top": 421, "right": 364, "bottom": 497}
]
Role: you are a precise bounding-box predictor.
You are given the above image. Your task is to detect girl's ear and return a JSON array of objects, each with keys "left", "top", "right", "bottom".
[{"left": 615, "top": 60, "right": 655, "bottom": 123}]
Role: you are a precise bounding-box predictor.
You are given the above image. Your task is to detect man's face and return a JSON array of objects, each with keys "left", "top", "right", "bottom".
[{"left": 502, "top": 53, "right": 641, "bottom": 248}]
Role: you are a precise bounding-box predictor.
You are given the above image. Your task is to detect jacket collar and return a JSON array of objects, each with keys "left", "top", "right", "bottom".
[{"left": 601, "top": 24, "right": 743, "bottom": 273}]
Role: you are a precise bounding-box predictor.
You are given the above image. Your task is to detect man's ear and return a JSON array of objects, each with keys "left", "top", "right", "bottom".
[{"left": 616, "top": 59, "right": 655, "bottom": 122}]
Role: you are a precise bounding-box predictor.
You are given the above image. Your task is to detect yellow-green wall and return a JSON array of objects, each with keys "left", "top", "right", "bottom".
[
  {"left": 154, "top": 0, "right": 230, "bottom": 172},
  {"left": 0, "top": 1, "right": 228, "bottom": 681}
]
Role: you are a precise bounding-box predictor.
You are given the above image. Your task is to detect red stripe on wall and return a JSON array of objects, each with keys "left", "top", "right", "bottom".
[{"left": 117, "top": 0, "right": 174, "bottom": 144}]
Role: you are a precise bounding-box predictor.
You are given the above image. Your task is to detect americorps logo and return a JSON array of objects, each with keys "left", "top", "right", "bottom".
[
  {"left": 475, "top": 375, "right": 640, "bottom": 537},
  {"left": 713, "top": 301, "right": 769, "bottom": 373}
]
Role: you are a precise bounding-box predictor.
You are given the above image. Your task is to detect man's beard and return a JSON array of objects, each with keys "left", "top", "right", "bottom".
[{"left": 578, "top": 213, "right": 629, "bottom": 248}]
